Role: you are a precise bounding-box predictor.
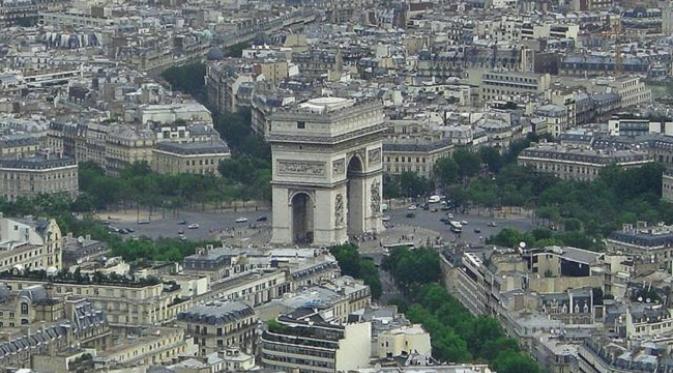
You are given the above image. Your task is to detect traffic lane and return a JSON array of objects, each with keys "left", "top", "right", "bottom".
[
  {"left": 110, "top": 209, "right": 271, "bottom": 240},
  {"left": 386, "top": 207, "right": 534, "bottom": 244}
]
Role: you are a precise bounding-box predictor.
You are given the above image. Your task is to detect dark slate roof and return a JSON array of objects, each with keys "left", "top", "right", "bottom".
[
  {"left": 177, "top": 301, "right": 254, "bottom": 325},
  {"left": 155, "top": 141, "right": 230, "bottom": 155},
  {"left": 0, "top": 155, "right": 76, "bottom": 170}
]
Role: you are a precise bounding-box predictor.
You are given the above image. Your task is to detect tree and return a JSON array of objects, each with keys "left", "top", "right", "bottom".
[
  {"left": 161, "top": 63, "right": 206, "bottom": 99},
  {"left": 400, "top": 172, "right": 432, "bottom": 198},
  {"left": 493, "top": 350, "right": 540, "bottom": 373},
  {"left": 453, "top": 148, "right": 481, "bottom": 179},
  {"left": 433, "top": 157, "right": 459, "bottom": 186},
  {"left": 329, "top": 244, "right": 382, "bottom": 299},
  {"left": 479, "top": 147, "right": 503, "bottom": 173}
]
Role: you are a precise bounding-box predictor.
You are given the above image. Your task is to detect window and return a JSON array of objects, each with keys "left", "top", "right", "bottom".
[
  {"left": 21, "top": 303, "right": 28, "bottom": 315},
  {"left": 297, "top": 121, "right": 305, "bottom": 129}
]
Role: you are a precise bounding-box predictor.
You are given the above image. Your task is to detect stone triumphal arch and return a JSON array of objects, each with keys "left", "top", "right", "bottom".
[{"left": 268, "top": 97, "right": 385, "bottom": 246}]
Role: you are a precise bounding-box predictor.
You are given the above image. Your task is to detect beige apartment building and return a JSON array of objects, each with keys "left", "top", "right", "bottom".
[
  {"left": 177, "top": 301, "right": 257, "bottom": 356},
  {"left": 468, "top": 69, "right": 551, "bottom": 102},
  {"left": 0, "top": 137, "right": 40, "bottom": 158},
  {"left": 152, "top": 141, "right": 231, "bottom": 175},
  {"left": 383, "top": 139, "right": 454, "bottom": 178},
  {"left": 0, "top": 284, "right": 63, "bottom": 328},
  {"left": 94, "top": 327, "right": 191, "bottom": 369},
  {"left": 663, "top": 172, "right": 673, "bottom": 203},
  {"left": 105, "top": 125, "right": 155, "bottom": 175},
  {"left": 0, "top": 214, "right": 63, "bottom": 273},
  {"left": 518, "top": 142, "right": 653, "bottom": 182},
  {"left": 0, "top": 277, "right": 188, "bottom": 326},
  {"left": 608, "top": 76, "right": 652, "bottom": 110},
  {"left": 0, "top": 154, "right": 78, "bottom": 201}
]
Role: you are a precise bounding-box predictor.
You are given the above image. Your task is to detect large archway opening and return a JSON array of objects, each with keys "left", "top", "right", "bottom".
[
  {"left": 347, "top": 156, "right": 364, "bottom": 235},
  {"left": 291, "top": 192, "right": 313, "bottom": 244}
]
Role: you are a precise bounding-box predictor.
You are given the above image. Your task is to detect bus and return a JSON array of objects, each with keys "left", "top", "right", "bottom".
[{"left": 449, "top": 221, "right": 463, "bottom": 233}]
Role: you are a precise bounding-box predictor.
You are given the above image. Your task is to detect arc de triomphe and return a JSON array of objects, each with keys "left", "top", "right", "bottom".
[{"left": 268, "top": 97, "right": 385, "bottom": 246}]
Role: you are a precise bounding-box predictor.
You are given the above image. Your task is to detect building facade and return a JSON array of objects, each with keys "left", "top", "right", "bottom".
[
  {"left": 0, "top": 215, "right": 63, "bottom": 273},
  {"left": 177, "top": 301, "right": 257, "bottom": 356},
  {"left": 517, "top": 142, "right": 653, "bottom": 182},
  {"left": 0, "top": 154, "right": 78, "bottom": 201}
]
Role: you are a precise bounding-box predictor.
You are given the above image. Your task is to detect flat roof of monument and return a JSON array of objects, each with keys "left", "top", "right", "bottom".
[{"left": 299, "top": 97, "right": 355, "bottom": 113}]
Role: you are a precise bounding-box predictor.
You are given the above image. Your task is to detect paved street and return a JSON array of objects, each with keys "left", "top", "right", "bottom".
[
  {"left": 385, "top": 206, "right": 535, "bottom": 246},
  {"left": 103, "top": 209, "right": 271, "bottom": 241},
  {"left": 107, "top": 205, "right": 535, "bottom": 246}
]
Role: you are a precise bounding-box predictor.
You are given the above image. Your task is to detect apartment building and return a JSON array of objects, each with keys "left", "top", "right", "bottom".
[
  {"left": 261, "top": 311, "right": 371, "bottom": 373},
  {"left": 94, "top": 327, "right": 191, "bottom": 369},
  {"left": 206, "top": 64, "right": 254, "bottom": 113},
  {"left": 605, "top": 222, "right": 673, "bottom": 269},
  {"left": 376, "top": 324, "right": 432, "bottom": 359},
  {"left": 663, "top": 172, "right": 673, "bottom": 203},
  {"left": 105, "top": 125, "right": 155, "bottom": 175},
  {"left": 0, "top": 0, "right": 69, "bottom": 27},
  {"left": 607, "top": 76, "right": 652, "bottom": 110},
  {"left": 468, "top": 69, "right": 551, "bottom": 102},
  {"left": 0, "top": 298, "right": 110, "bottom": 369},
  {"left": 177, "top": 301, "right": 257, "bottom": 356},
  {"left": 194, "top": 269, "right": 290, "bottom": 307},
  {"left": 0, "top": 214, "right": 63, "bottom": 273},
  {"left": 0, "top": 137, "right": 40, "bottom": 158},
  {"left": 517, "top": 142, "right": 653, "bottom": 182},
  {"left": 152, "top": 140, "right": 231, "bottom": 175},
  {"left": 534, "top": 104, "right": 568, "bottom": 138},
  {"left": 0, "top": 276, "right": 183, "bottom": 325},
  {"left": 0, "top": 154, "right": 78, "bottom": 201},
  {"left": 0, "top": 284, "right": 62, "bottom": 328},
  {"left": 383, "top": 139, "right": 453, "bottom": 178}
]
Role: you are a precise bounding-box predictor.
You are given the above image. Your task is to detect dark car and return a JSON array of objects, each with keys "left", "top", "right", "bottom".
[
  {"left": 178, "top": 220, "right": 187, "bottom": 225},
  {"left": 440, "top": 217, "right": 450, "bottom": 224},
  {"left": 406, "top": 212, "right": 415, "bottom": 218},
  {"left": 474, "top": 228, "right": 481, "bottom": 233},
  {"left": 256, "top": 216, "right": 268, "bottom": 222}
]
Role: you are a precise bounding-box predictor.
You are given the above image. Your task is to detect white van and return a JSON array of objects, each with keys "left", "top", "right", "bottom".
[{"left": 427, "top": 195, "right": 441, "bottom": 203}]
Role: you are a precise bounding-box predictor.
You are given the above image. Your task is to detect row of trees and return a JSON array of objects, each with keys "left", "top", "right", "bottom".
[
  {"left": 383, "top": 247, "right": 539, "bottom": 373},
  {"left": 0, "top": 191, "right": 220, "bottom": 262},
  {"left": 108, "top": 237, "right": 214, "bottom": 262},
  {"left": 77, "top": 161, "right": 267, "bottom": 212},
  {"left": 384, "top": 133, "right": 547, "bottom": 199},
  {"left": 161, "top": 62, "right": 272, "bottom": 200},
  {"left": 487, "top": 227, "right": 601, "bottom": 251},
  {"left": 329, "top": 244, "right": 382, "bottom": 299}
]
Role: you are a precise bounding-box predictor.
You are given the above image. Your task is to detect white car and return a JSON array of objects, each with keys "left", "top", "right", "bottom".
[
  {"left": 188, "top": 223, "right": 200, "bottom": 229},
  {"left": 461, "top": 220, "right": 468, "bottom": 225},
  {"left": 407, "top": 205, "right": 417, "bottom": 210},
  {"left": 235, "top": 217, "right": 248, "bottom": 223},
  {"left": 382, "top": 215, "right": 391, "bottom": 222}
]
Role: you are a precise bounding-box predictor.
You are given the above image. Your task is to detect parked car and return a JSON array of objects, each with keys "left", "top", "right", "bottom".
[
  {"left": 474, "top": 228, "right": 481, "bottom": 233},
  {"left": 178, "top": 220, "right": 187, "bottom": 225},
  {"left": 407, "top": 205, "right": 417, "bottom": 211},
  {"left": 188, "top": 223, "right": 200, "bottom": 229},
  {"left": 461, "top": 220, "right": 468, "bottom": 225},
  {"left": 256, "top": 216, "right": 268, "bottom": 222},
  {"left": 382, "top": 216, "right": 391, "bottom": 222},
  {"left": 236, "top": 217, "right": 248, "bottom": 223},
  {"left": 178, "top": 229, "right": 185, "bottom": 235},
  {"left": 488, "top": 221, "right": 497, "bottom": 227}
]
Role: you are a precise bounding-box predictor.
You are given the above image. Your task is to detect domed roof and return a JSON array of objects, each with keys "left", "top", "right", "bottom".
[{"left": 207, "top": 48, "right": 225, "bottom": 61}]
